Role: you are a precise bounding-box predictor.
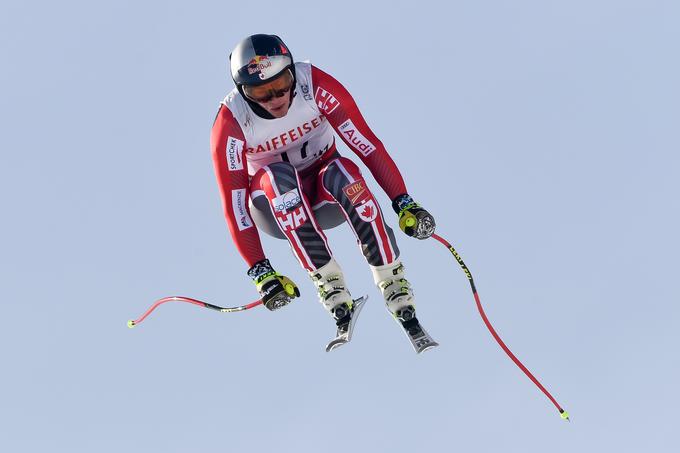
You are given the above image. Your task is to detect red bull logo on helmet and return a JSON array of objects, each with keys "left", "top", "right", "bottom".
[{"left": 247, "top": 55, "right": 272, "bottom": 75}]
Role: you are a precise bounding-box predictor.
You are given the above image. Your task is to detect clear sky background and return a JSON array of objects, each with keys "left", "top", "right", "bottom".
[{"left": 1, "top": 1, "right": 679, "bottom": 452}]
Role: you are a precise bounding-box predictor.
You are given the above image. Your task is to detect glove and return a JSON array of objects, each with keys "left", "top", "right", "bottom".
[
  {"left": 248, "top": 259, "right": 300, "bottom": 311},
  {"left": 392, "top": 193, "right": 436, "bottom": 240}
]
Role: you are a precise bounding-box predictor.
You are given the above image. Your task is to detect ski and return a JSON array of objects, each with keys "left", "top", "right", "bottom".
[
  {"left": 394, "top": 306, "right": 439, "bottom": 354},
  {"left": 325, "top": 296, "right": 367, "bottom": 352}
]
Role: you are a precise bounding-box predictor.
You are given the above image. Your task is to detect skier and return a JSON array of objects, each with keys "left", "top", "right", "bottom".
[{"left": 210, "top": 34, "right": 437, "bottom": 351}]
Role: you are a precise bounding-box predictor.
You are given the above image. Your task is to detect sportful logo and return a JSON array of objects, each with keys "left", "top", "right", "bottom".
[
  {"left": 226, "top": 136, "right": 244, "bottom": 171},
  {"left": 231, "top": 189, "right": 253, "bottom": 231},
  {"left": 338, "top": 119, "right": 376, "bottom": 157},
  {"left": 272, "top": 189, "right": 302, "bottom": 213},
  {"left": 315, "top": 87, "right": 340, "bottom": 115}
]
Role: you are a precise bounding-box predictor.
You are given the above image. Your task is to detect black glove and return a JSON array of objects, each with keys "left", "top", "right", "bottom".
[
  {"left": 248, "top": 259, "right": 300, "bottom": 311},
  {"left": 392, "top": 194, "right": 436, "bottom": 240}
]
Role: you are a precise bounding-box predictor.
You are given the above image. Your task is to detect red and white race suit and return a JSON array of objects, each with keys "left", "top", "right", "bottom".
[{"left": 211, "top": 62, "right": 407, "bottom": 271}]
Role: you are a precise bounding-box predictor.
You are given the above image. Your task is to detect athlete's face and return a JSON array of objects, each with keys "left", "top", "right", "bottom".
[{"left": 243, "top": 69, "right": 294, "bottom": 118}]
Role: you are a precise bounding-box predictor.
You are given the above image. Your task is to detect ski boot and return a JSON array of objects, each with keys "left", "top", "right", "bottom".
[
  {"left": 371, "top": 260, "right": 439, "bottom": 354},
  {"left": 310, "top": 258, "right": 366, "bottom": 352}
]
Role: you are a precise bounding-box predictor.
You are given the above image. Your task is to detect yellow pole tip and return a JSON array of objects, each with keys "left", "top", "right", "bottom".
[
  {"left": 560, "top": 411, "right": 570, "bottom": 420},
  {"left": 127, "top": 320, "right": 136, "bottom": 328}
]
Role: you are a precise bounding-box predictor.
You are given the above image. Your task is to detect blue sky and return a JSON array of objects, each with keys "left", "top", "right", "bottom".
[{"left": 1, "top": 1, "right": 678, "bottom": 452}]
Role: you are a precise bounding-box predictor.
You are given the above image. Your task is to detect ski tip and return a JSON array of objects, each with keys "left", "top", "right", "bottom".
[
  {"left": 416, "top": 342, "right": 440, "bottom": 354},
  {"left": 127, "top": 320, "right": 136, "bottom": 329},
  {"left": 325, "top": 339, "right": 348, "bottom": 352},
  {"left": 560, "top": 410, "right": 570, "bottom": 421}
]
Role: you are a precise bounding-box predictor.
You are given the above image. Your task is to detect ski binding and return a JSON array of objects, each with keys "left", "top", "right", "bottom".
[
  {"left": 325, "top": 296, "right": 367, "bottom": 352},
  {"left": 395, "top": 306, "right": 439, "bottom": 354}
]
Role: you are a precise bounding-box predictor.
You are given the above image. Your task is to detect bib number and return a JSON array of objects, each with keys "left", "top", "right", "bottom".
[{"left": 281, "top": 141, "right": 330, "bottom": 167}]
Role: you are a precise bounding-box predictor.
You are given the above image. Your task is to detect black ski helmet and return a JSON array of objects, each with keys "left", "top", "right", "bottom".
[{"left": 229, "top": 34, "right": 295, "bottom": 89}]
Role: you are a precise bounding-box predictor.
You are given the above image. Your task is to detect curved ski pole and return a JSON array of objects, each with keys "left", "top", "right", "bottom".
[
  {"left": 431, "top": 233, "right": 569, "bottom": 421},
  {"left": 127, "top": 296, "right": 263, "bottom": 328}
]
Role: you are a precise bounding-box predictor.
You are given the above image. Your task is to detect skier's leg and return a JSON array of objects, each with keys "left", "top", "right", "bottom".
[
  {"left": 248, "top": 194, "right": 287, "bottom": 239},
  {"left": 318, "top": 157, "right": 416, "bottom": 317},
  {"left": 250, "top": 162, "right": 355, "bottom": 324},
  {"left": 318, "top": 157, "right": 399, "bottom": 266},
  {"left": 251, "top": 162, "right": 332, "bottom": 271}
]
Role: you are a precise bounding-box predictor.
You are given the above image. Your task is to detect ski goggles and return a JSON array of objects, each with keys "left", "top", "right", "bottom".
[{"left": 243, "top": 69, "right": 294, "bottom": 104}]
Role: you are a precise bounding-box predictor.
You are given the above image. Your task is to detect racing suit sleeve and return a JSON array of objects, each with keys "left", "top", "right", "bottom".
[
  {"left": 211, "top": 104, "right": 266, "bottom": 267},
  {"left": 311, "top": 65, "right": 407, "bottom": 199}
]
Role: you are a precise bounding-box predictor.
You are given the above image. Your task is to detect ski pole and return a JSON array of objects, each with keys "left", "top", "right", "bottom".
[
  {"left": 430, "top": 233, "right": 569, "bottom": 421},
  {"left": 127, "top": 296, "right": 263, "bottom": 328}
]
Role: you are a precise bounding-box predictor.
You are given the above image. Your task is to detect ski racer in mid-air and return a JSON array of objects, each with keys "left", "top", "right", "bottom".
[{"left": 210, "top": 34, "right": 437, "bottom": 352}]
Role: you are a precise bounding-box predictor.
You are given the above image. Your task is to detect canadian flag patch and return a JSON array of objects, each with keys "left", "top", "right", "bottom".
[{"left": 357, "top": 199, "right": 378, "bottom": 223}]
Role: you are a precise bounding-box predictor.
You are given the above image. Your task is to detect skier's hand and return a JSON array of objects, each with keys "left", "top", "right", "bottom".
[
  {"left": 392, "top": 194, "right": 436, "bottom": 240},
  {"left": 257, "top": 273, "right": 300, "bottom": 310},
  {"left": 248, "top": 259, "right": 300, "bottom": 310}
]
